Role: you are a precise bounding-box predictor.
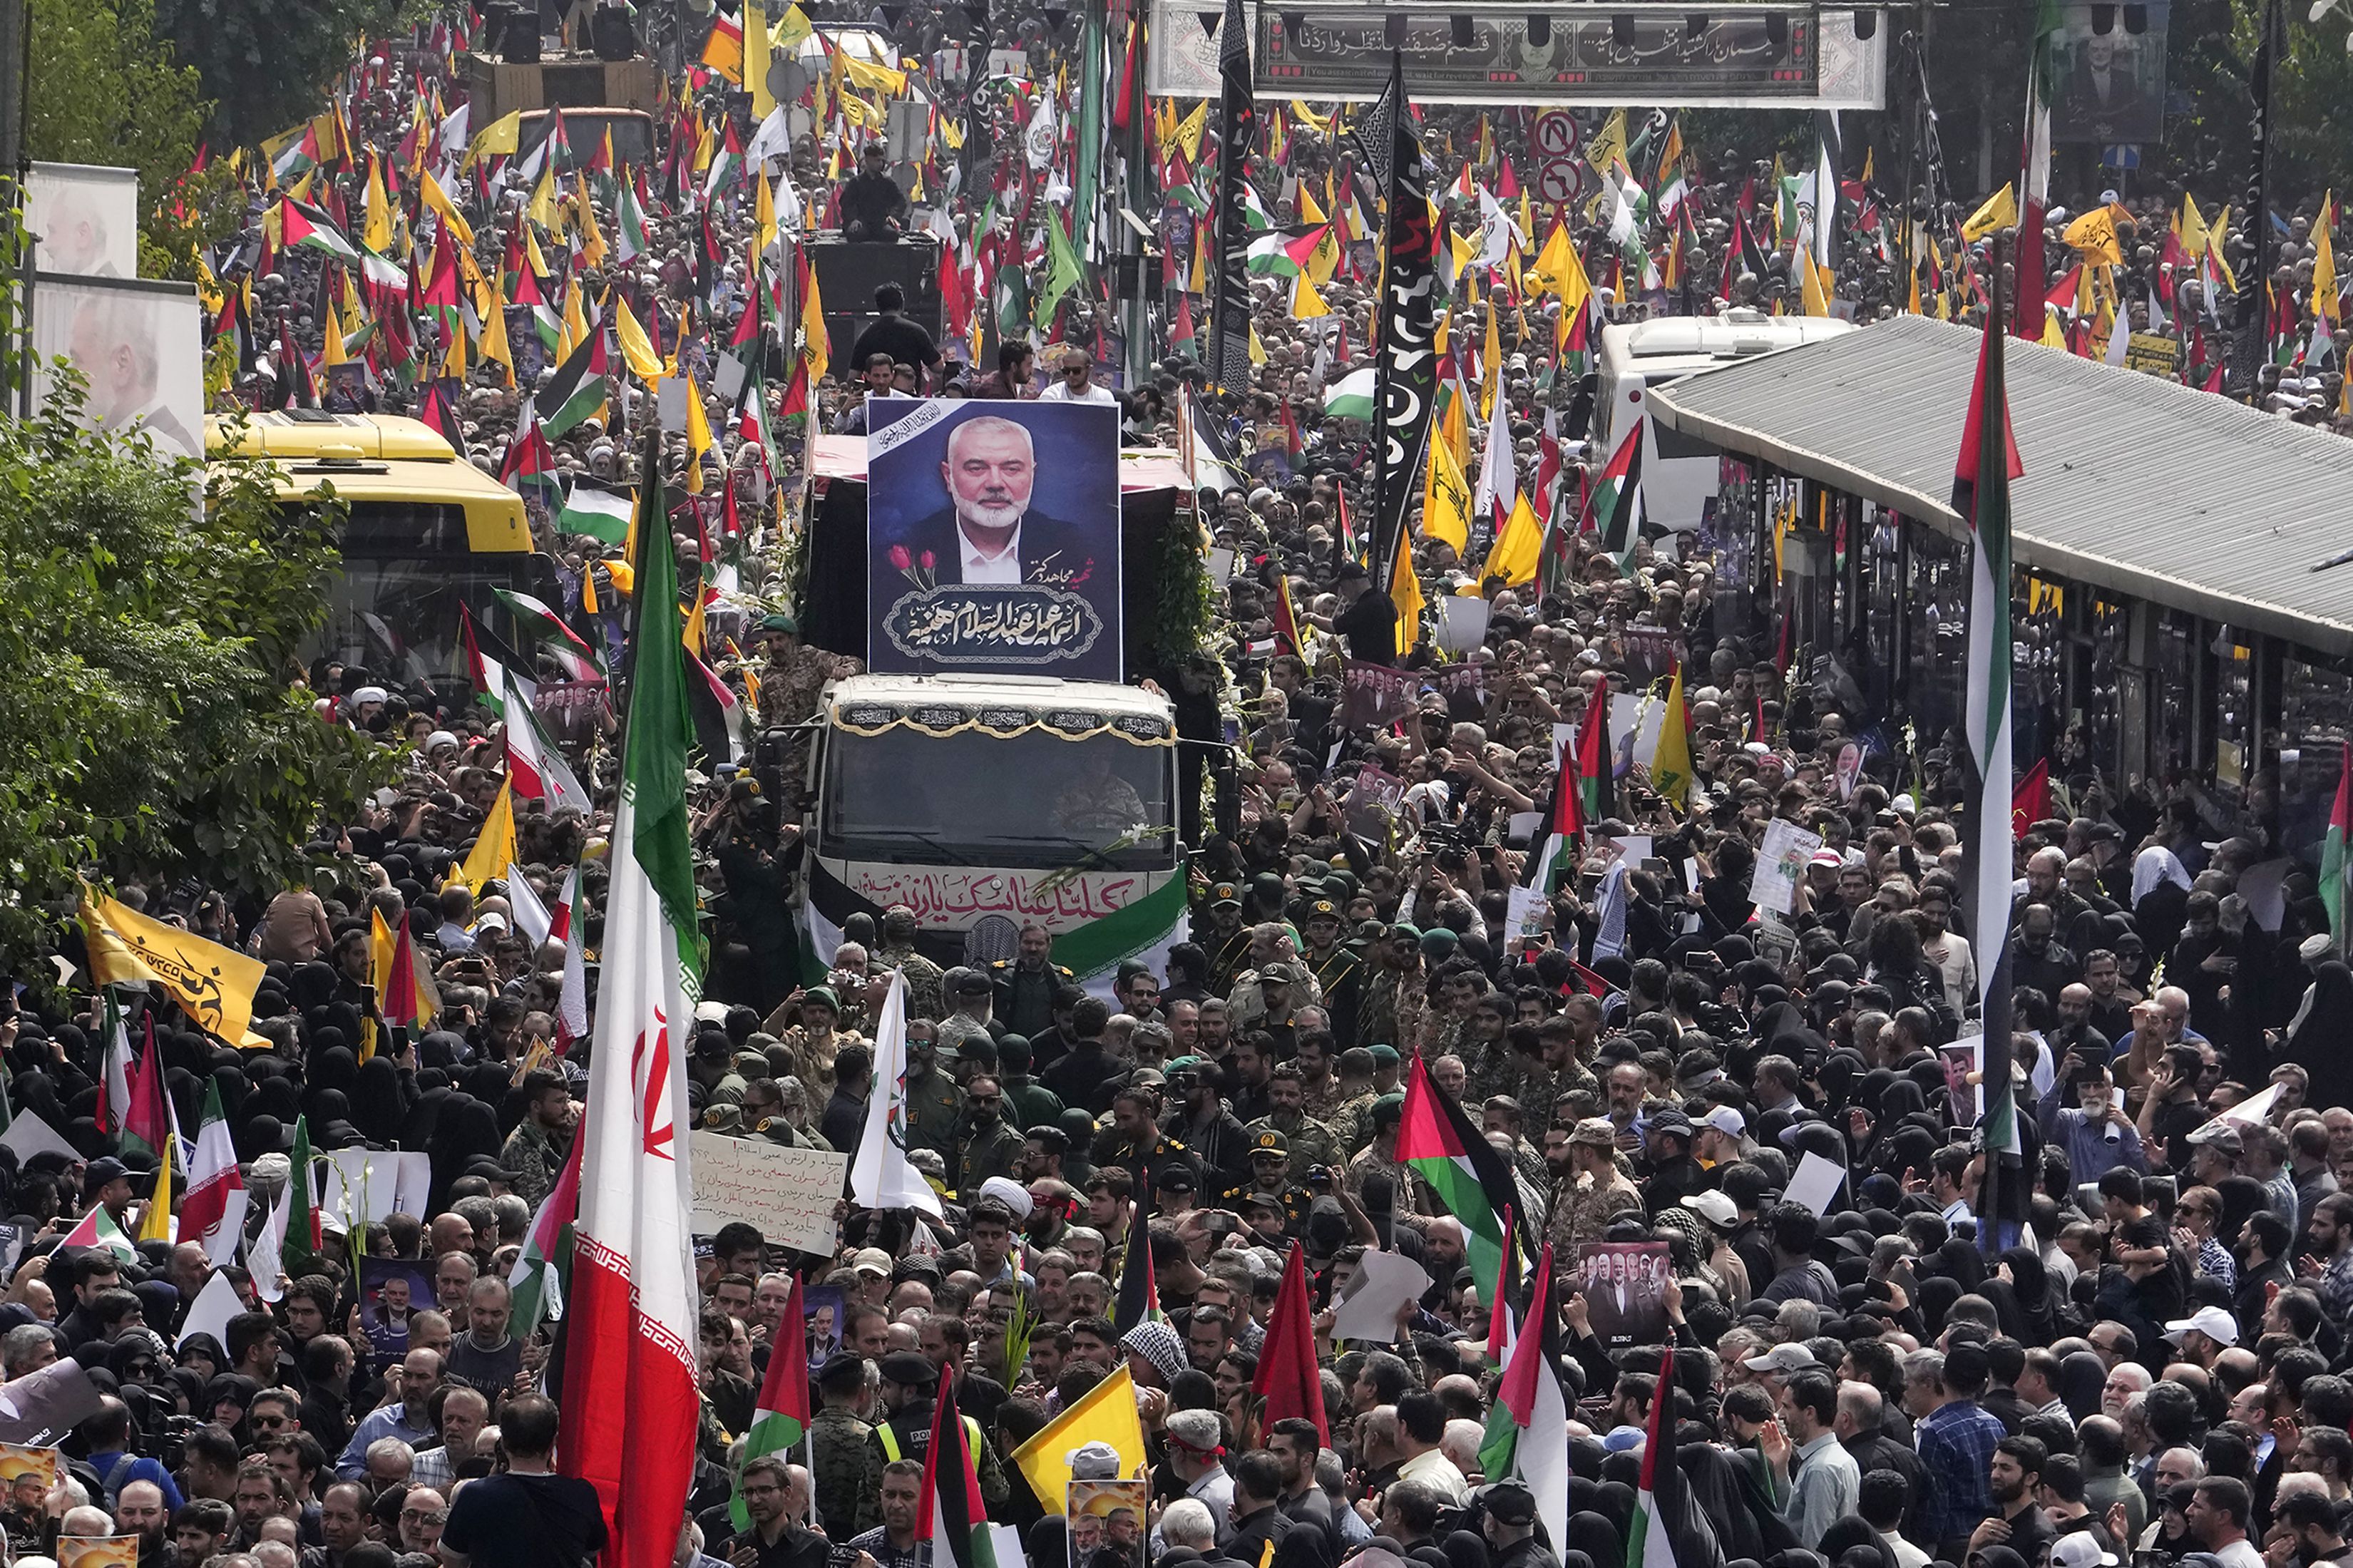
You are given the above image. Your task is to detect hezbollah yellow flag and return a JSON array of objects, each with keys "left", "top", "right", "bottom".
[
  {"left": 469, "top": 109, "right": 521, "bottom": 165},
  {"left": 363, "top": 153, "right": 394, "bottom": 255},
  {"left": 615, "top": 293, "right": 665, "bottom": 379},
  {"left": 576, "top": 184, "right": 607, "bottom": 269},
  {"left": 1483, "top": 492, "right": 1544, "bottom": 587},
  {"left": 1013, "top": 1367, "right": 1149, "bottom": 1512},
  {"left": 685, "top": 376, "right": 714, "bottom": 493},
  {"left": 419, "top": 168, "right": 475, "bottom": 249},
  {"left": 2317, "top": 194, "right": 2340, "bottom": 327},
  {"left": 1479, "top": 299, "right": 1500, "bottom": 417},
  {"left": 529, "top": 163, "right": 564, "bottom": 237},
  {"left": 1961, "top": 185, "right": 2017, "bottom": 243},
  {"left": 478, "top": 281, "right": 515, "bottom": 386},
  {"left": 747, "top": 0, "right": 776, "bottom": 121},
  {"left": 772, "top": 2, "right": 814, "bottom": 52},
  {"left": 1390, "top": 523, "right": 1425, "bottom": 654},
  {"left": 137, "top": 1138, "right": 175, "bottom": 1245},
  {"left": 79, "top": 884, "right": 269, "bottom": 1049},
  {"left": 447, "top": 777, "right": 516, "bottom": 895},
  {"left": 1298, "top": 181, "right": 1328, "bottom": 226},
  {"left": 322, "top": 289, "right": 353, "bottom": 367},
  {"left": 1800, "top": 250, "right": 1831, "bottom": 317},
  {"left": 1178, "top": 100, "right": 1209, "bottom": 163},
  {"left": 1585, "top": 108, "right": 1628, "bottom": 174},
  {"left": 2040, "top": 304, "right": 2066, "bottom": 349},
  {"left": 801, "top": 260, "right": 829, "bottom": 386},
  {"left": 1651, "top": 661, "right": 1692, "bottom": 807},
  {"left": 2208, "top": 206, "right": 2239, "bottom": 294},
  {"left": 839, "top": 49, "right": 909, "bottom": 95},
  {"left": 1419, "top": 434, "right": 1472, "bottom": 553},
  {"left": 560, "top": 279, "right": 592, "bottom": 361},
  {"left": 1291, "top": 269, "right": 1330, "bottom": 319},
  {"left": 2064, "top": 206, "right": 2122, "bottom": 266},
  {"left": 2178, "top": 193, "right": 2211, "bottom": 259}
]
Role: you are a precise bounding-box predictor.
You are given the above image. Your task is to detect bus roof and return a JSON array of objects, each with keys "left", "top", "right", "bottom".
[
  {"left": 205, "top": 411, "right": 460, "bottom": 462},
  {"left": 1600, "top": 311, "right": 1855, "bottom": 369},
  {"left": 826, "top": 672, "right": 1174, "bottom": 719}
]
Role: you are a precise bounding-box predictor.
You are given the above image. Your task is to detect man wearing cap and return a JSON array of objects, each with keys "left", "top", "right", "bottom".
[
  {"left": 771, "top": 987, "right": 864, "bottom": 1095},
  {"left": 1299, "top": 901, "right": 1362, "bottom": 1050},
  {"left": 1343, "top": 1094, "right": 1425, "bottom": 1229},
  {"left": 1324, "top": 1047, "right": 1388, "bottom": 1155},
  {"left": 754, "top": 614, "right": 863, "bottom": 779},
  {"left": 1228, "top": 960, "right": 1313, "bottom": 1043},
  {"left": 1480, "top": 1482, "right": 1559, "bottom": 1568},
  {"left": 1641, "top": 1110, "right": 1708, "bottom": 1214},
  {"left": 1244, "top": 1065, "right": 1342, "bottom": 1188},
  {"left": 1359, "top": 930, "right": 1429, "bottom": 1061},
  {"left": 1164, "top": 1410, "right": 1236, "bottom": 1537},
  {"left": 1221, "top": 1129, "right": 1311, "bottom": 1236},
  {"left": 1196, "top": 886, "right": 1254, "bottom": 999},
  {"left": 874, "top": 908, "right": 947, "bottom": 1023},
  {"left": 1549, "top": 1119, "right": 1643, "bottom": 1255},
  {"left": 990, "top": 926, "right": 1075, "bottom": 1040},
  {"left": 809, "top": 1357, "right": 874, "bottom": 1542},
  {"left": 1696, "top": 1106, "right": 1754, "bottom": 1169},
  {"left": 856, "top": 1351, "right": 1006, "bottom": 1532}
]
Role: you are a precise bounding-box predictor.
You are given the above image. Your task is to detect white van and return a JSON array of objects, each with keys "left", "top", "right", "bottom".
[{"left": 1596, "top": 309, "right": 1857, "bottom": 532}]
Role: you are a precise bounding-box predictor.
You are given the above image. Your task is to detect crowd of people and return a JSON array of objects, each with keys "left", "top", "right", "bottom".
[{"left": 21, "top": 2, "right": 2353, "bottom": 1568}]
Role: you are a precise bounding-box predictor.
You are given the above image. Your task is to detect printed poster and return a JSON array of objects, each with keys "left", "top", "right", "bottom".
[
  {"left": 1068, "top": 1479, "right": 1149, "bottom": 1568},
  {"left": 1574, "top": 1240, "right": 1672, "bottom": 1348}
]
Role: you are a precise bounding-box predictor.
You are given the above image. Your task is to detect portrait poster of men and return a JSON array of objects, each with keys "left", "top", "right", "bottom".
[
  {"left": 866, "top": 399, "right": 1123, "bottom": 680},
  {"left": 804, "top": 1285, "right": 847, "bottom": 1373},
  {"left": 2052, "top": 3, "right": 2168, "bottom": 145},
  {"left": 29, "top": 274, "right": 203, "bottom": 461},
  {"left": 357, "top": 1258, "right": 433, "bottom": 1366},
  {"left": 1574, "top": 1240, "right": 1671, "bottom": 1348},
  {"left": 25, "top": 164, "right": 138, "bottom": 278},
  {"left": 1068, "top": 1480, "right": 1148, "bottom": 1568}
]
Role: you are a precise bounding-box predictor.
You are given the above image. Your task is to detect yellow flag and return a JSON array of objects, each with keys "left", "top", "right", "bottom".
[
  {"left": 1440, "top": 373, "right": 1468, "bottom": 468},
  {"left": 1484, "top": 492, "right": 1544, "bottom": 587},
  {"left": 1961, "top": 185, "right": 2017, "bottom": 243},
  {"left": 529, "top": 163, "right": 563, "bottom": 235},
  {"left": 576, "top": 184, "right": 607, "bottom": 269},
  {"left": 2317, "top": 194, "right": 2339, "bottom": 327},
  {"left": 323, "top": 289, "right": 353, "bottom": 367},
  {"left": 1585, "top": 108, "right": 1627, "bottom": 174},
  {"left": 772, "top": 3, "right": 814, "bottom": 52},
  {"left": 1420, "top": 431, "right": 1472, "bottom": 553},
  {"left": 78, "top": 884, "right": 269, "bottom": 1049},
  {"left": 839, "top": 49, "right": 909, "bottom": 96},
  {"left": 448, "top": 777, "right": 516, "bottom": 895},
  {"left": 558, "top": 282, "right": 589, "bottom": 362},
  {"left": 685, "top": 376, "right": 714, "bottom": 493},
  {"left": 2063, "top": 207, "right": 2121, "bottom": 266},
  {"left": 1651, "top": 661, "right": 1692, "bottom": 807},
  {"left": 2178, "top": 193, "right": 2211, "bottom": 258},
  {"left": 468, "top": 109, "right": 521, "bottom": 164},
  {"left": 1291, "top": 270, "right": 1329, "bottom": 319},
  {"left": 363, "top": 153, "right": 394, "bottom": 254},
  {"left": 801, "top": 261, "right": 829, "bottom": 386},
  {"left": 748, "top": 0, "right": 776, "bottom": 120},
  {"left": 2040, "top": 304, "right": 2066, "bottom": 349},
  {"left": 615, "top": 293, "right": 665, "bottom": 379},
  {"left": 137, "top": 1139, "right": 175, "bottom": 1245},
  {"left": 478, "top": 280, "right": 515, "bottom": 386},
  {"left": 441, "top": 312, "right": 468, "bottom": 379},
  {"left": 1178, "top": 100, "right": 1209, "bottom": 163},
  {"left": 2208, "top": 206, "right": 2238, "bottom": 294},
  {"left": 419, "top": 168, "right": 474, "bottom": 248},
  {"left": 1298, "top": 182, "right": 1328, "bottom": 226},
  {"left": 1800, "top": 249, "right": 1831, "bottom": 317},
  {"left": 1389, "top": 524, "right": 1424, "bottom": 655},
  {"left": 1479, "top": 298, "right": 1500, "bottom": 417},
  {"left": 1013, "top": 1367, "right": 1150, "bottom": 1511}
]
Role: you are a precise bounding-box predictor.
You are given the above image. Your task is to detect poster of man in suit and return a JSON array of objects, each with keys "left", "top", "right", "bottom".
[
  {"left": 866, "top": 399, "right": 1123, "bottom": 679},
  {"left": 1577, "top": 1240, "right": 1671, "bottom": 1347},
  {"left": 2052, "top": 3, "right": 2169, "bottom": 145},
  {"left": 31, "top": 274, "right": 203, "bottom": 461}
]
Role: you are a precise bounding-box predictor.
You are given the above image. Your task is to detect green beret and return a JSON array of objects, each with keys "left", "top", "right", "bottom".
[
  {"left": 1368, "top": 1045, "right": 1402, "bottom": 1067},
  {"left": 802, "top": 985, "right": 839, "bottom": 1012},
  {"left": 761, "top": 613, "right": 799, "bottom": 635}
]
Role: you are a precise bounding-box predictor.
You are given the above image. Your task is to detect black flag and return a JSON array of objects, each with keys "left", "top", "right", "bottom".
[
  {"left": 1367, "top": 51, "right": 1437, "bottom": 594},
  {"left": 2232, "top": 0, "right": 2281, "bottom": 401},
  {"left": 1208, "top": 0, "right": 1256, "bottom": 399}
]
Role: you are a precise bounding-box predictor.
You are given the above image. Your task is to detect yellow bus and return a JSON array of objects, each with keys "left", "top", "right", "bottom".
[{"left": 208, "top": 411, "right": 555, "bottom": 699}]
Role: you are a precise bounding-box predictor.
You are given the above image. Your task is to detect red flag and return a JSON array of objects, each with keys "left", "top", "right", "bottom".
[
  {"left": 1251, "top": 1242, "right": 1329, "bottom": 1448},
  {"left": 2012, "top": 757, "right": 2051, "bottom": 840},
  {"left": 122, "top": 1018, "right": 170, "bottom": 1161},
  {"left": 1484, "top": 1208, "right": 1517, "bottom": 1360}
]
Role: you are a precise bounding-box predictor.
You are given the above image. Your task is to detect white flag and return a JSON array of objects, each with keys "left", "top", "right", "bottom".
[{"left": 850, "top": 973, "right": 944, "bottom": 1216}]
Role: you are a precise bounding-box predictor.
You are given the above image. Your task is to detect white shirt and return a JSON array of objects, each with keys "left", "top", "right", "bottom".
[
  {"left": 2213, "top": 1539, "right": 2266, "bottom": 1568},
  {"left": 1397, "top": 1445, "right": 1470, "bottom": 1505},
  {"left": 1037, "top": 379, "right": 1118, "bottom": 405},
  {"left": 960, "top": 520, "right": 1024, "bottom": 584}
]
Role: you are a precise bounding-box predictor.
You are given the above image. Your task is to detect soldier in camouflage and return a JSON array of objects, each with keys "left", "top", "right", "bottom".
[{"left": 1244, "top": 1064, "right": 1343, "bottom": 1185}]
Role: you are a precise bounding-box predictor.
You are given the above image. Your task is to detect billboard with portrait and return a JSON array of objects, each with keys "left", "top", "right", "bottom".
[
  {"left": 1574, "top": 1239, "right": 1672, "bottom": 1348},
  {"left": 26, "top": 163, "right": 138, "bottom": 277},
  {"left": 1068, "top": 1479, "right": 1148, "bottom": 1568},
  {"left": 29, "top": 273, "right": 203, "bottom": 461},
  {"left": 2051, "top": 3, "right": 2168, "bottom": 145},
  {"left": 866, "top": 399, "right": 1123, "bottom": 680}
]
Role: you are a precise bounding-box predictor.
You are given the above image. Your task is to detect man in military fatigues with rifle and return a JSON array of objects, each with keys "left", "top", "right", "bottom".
[{"left": 1198, "top": 883, "right": 1254, "bottom": 997}]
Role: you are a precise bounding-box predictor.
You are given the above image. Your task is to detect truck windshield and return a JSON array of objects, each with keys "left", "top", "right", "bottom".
[{"left": 819, "top": 727, "right": 1175, "bottom": 871}]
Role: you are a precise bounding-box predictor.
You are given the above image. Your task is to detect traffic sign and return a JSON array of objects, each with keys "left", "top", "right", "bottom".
[
  {"left": 1533, "top": 160, "right": 1582, "bottom": 205},
  {"left": 1532, "top": 111, "right": 1580, "bottom": 160}
]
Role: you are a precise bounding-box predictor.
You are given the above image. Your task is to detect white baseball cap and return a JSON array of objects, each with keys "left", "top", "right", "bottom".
[
  {"left": 2162, "top": 1305, "right": 2240, "bottom": 1347},
  {"left": 1701, "top": 1106, "right": 1750, "bottom": 1139},
  {"left": 2051, "top": 1534, "right": 2119, "bottom": 1568}
]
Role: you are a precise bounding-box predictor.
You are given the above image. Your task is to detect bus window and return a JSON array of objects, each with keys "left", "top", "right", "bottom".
[
  {"left": 819, "top": 727, "right": 1174, "bottom": 871},
  {"left": 337, "top": 501, "right": 472, "bottom": 557},
  {"left": 317, "top": 558, "right": 531, "bottom": 700}
]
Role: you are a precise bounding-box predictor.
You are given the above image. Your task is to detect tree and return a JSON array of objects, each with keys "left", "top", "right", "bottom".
[
  {"left": 0, "top": 379, "right": 396, "bottom": 970},
  {"left": 24, "top": 0, "right": 239, "bottom": 277},
  {"left": 147, "top": 0, "right": 414, "bottom": 150}
]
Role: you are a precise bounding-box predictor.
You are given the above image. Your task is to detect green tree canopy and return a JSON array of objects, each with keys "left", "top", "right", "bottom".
[
  {"left": 148, "top": 0, "right": 414, "bottom": 152},
  {"left": 0, "top": 384, "right": 395, "bottom": 968}
]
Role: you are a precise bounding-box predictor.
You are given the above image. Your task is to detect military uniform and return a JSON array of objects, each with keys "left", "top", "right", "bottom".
[
  {"left": 1359, "top": 968, "right": 1427, "bottom": 1057},
  {"left": 1462, "top": 1038, "right": 1522, "bottom": 1108},
  {"left": 1343, "top": 1140, "right": 1425, "bottom": 1219},
  {"left": 498, "top": 1118, "right": 568, "bottom": 1209},
  {"left": 1090, "top": 1124, "right": 1200, "bottom": 1192},
  {"left": 879, "top": 942, "right": 948, "bottom": 1022},
  {"left": 1244, "top": 1110, "right": 1343, "bottom": 1185},
  {"left": 1303, "top": 942, "right": 1365, "bottom": 1050},
  {"left": 990, "top": 958, "right": 1075, "bottom": 1040},
  {"left": 759, "top": 637, "right": 864, "bottom": 793},
  {"left": 958, "top": 1115, "right": 1026, "bottom": 1197},
  {"left": 759, "top": 1115, "right": 834, "bottom": 1154},
  {"left": 1549, "top": 1159, "right": 1644, "bottom": 1254},
  {"left": 809, "top": 1405, "right": 873, "bottom": 1542},
  {"left": 1198, "top": 885, "right": 1252, "bottom": 995},
  {"left": 1298, "top": 1072, "right": 1349, "bottom": 1127},
  {"left": 1327, "top": 1090, "right": 1380, "bottom": 1154},
  {"left": 856, "top": 1400, "right": 1009, "bottom": 1532},
  {"left": 901, "top": 1063, "right": 963, "bottom": 1163},
  {"left": 1223, "top": 1176, "right": 1313, "bottom": 1235},
  {"left": 1000, "top": 1075, "right": 1065, "bottom": 1134}
]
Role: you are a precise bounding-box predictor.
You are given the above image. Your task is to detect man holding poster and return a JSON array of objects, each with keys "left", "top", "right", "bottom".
[{"left": 866, "top": 400, "right": 1123, "bottom": 680}]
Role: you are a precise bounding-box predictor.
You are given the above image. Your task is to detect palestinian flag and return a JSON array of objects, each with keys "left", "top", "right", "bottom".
[
  {"left": 1397, "top": 1052, "right": 1519, "bottom": 1304},
  {"left": 1323, "top": 365, "right": 1375, "bottom": 421},
  {"left": 419, "top": 378, "right": 468, "bottom": 457},
  {"left": 492, "top": 585, "right": 605, "bottom": 680},
  {"left": 2325, "top": 742, "right": 2352, "bottom": 949},
  {"left": 1112, "top": 1166, "right": 1162, "bottom": 1332},
  {"left": 1477, "top": 1240, "right": 1569, "bottom": 1544},
  {"left": 539, "top": 322, "right": 610, "bottom": 439},
  {"left": 59, "top": 1203, "right": 137, "bottom": 1261},
  {"left": 284, "top": 1113, "right": 324, "bottom": 1275},
  {"left": 559, "top": 480, "right": 635, "bottom": 545},
  {"left": 1246, "top": 230, "right": 1301, "bottom": 277},
  {"left": 616, "top": 175, "right": 653, "bottom": 262},
  {"left": 281, "top": 198, "right": 361, "bottom": 265},
  {"left": 1578, "top": 421, "right": 1644, "bottom": 578},
  {"left": 688, "top": 650, "right": 754, "bottom": 766},
  {"left": 1574, "top": 685, "right": 1614, "bottom": 826},
  {"left": 729, "top": 1272, "right": 813, "bottom": 1530},
  {"left": 919, "top": 1367, "right": 998, "bottom": 1568},
  {"left": 121, "top": 1018, "right": 169, "bottom": 1162},
  {"left": 508, "top": 1129, "right": 582, "bottom": 1340},
  {"left": 1626, "top": 1345, "right": 1684, "bottom": 1568},
  {"left": 501, "top": 410, "right": 563, "bottom": 506},
  {"left": 359, "top": 243, "right": 409, "bottom": 293}
]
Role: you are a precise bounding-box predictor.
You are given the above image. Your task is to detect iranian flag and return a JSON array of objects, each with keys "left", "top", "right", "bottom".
[
  {"left": 1626, "top": 1346, "right": 1684, "bottom": 1568},
  {"left": 509, "top": 1129, "right": 583, "bottom": 1340},
  {"left": 557, "top": 432, "right": 702, "bottom": 1568},
  {"left": 98, "top": 993, "right": 135, "bottom": 1139},
  {"left": 1396, "top": 1052, "right": 1521, "bottom": 1305},
  {"left": 729, "top": 1272, "right": 812, "bottom": 1530},
  {"left": 919, "top": 1371, "right": 998, "bottom": 1568},
  {"left": 2324, "top": 742, "right": 2351, "bottom": 949},
  {"left": 178, "top": 1079, "right": 249, "bottom": 1267},
  {"left": 59, "top": 1204, "right": 137, "bottom": 1261}
]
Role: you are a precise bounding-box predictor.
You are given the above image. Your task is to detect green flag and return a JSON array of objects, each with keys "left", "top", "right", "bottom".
[
  {"left": 625, "top": 427, "right": 702, "bottom": 967},
  {"left": 1035, "top": 213, "right": 1084, "bottom": 334}
]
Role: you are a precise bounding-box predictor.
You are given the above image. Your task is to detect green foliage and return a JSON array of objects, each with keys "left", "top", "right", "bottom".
[
  {"left": 24, "top": 0, "right": 239, "bottom": 277},
  {"left": 1147, "top": 507, "right": 1214, "bottom": 668},
  {"left": 0, "top": 384, "right": 396, "bottom": 967},
  {"left": 148, "top": 0, "right": 415, "bottom": 150}
]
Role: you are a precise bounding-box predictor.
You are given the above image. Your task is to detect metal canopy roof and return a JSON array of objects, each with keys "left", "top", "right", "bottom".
[{"left": 1644, "top": 313, "right": 2353, "bottom": 657}]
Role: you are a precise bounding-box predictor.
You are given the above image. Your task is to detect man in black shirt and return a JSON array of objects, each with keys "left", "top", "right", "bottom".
[
  {"left": 1323, "top": 562, "right": 1399, "bottom": 665},
  {"left": 841, "top": 145, "right": 911, "bottom": 240},
  {"left": 847, "top": 285, "right": 940, "bottom": 392},
  {"left": 722, "top": 1455, "right": 829, "bottom": 1568},
  {"left": 437, "top": 1393, "right": 605, "bottom": 1568}
]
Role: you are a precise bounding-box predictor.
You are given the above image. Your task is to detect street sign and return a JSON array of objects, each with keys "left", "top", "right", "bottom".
[
  {"left": 1532, "top": 111, "right": 1582, "bottom": 204},
  {"left": 1532, "top": 111, "right": 1580, "bottom": 160},
  {"left": 1534, "top": 160, "right": 1582, "bottom": 204}
]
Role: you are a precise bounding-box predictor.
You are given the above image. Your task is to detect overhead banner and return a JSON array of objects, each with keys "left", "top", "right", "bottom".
[
  {"left": 2051, "top": 2, "right": 2168, "bottom": 145},
  {"left": 866, "top": 399, "right": 1124, "bottom": 680},
  {"left": 1149, "top": 1, "right": 1887, "bottom": 108},
  {"left": 30, "top": 273, "right": 203, "bottom": 459},
  {"left": 25, "top": 164, "right": 138, "bottom": 277}
]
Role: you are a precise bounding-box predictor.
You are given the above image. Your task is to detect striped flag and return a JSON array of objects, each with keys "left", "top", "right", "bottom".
[
  {"left": 920, "top": 1373, "right": 998, "bottom": 1568},
  {"left": 1625, "top": 1346, "right": 1683, "bottom": 1568},
  {"left": 1578, "top": 421, "right": 1644, "bottom": 578},
  {"left": 509, "top": 1130, "right": 582, "bottom": 1341},
  {"left": 729, "top": 1273, "right": 812, "bottom": 1530},
  {"left": 1396, "top": 1052, "right": 1519, "bottom": 1306},
  {"left": 1956, "top": 302, "right": 2026, "bottom": 1249},
  {"left": 179, "top": 1078, "right": 249, "bottom": 1266},
  {"left": 2324, "top": 743, "right": 2351, "bottom": 948}
]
